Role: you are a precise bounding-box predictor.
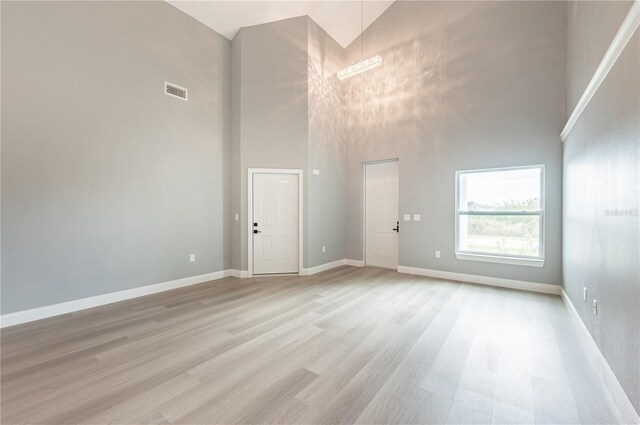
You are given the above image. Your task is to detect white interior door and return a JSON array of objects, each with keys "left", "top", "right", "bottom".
[
  {"left": 253, "top": 173, "right": 299, "bottom": 275},
  {"left": 365, "top": 161, "right": 399, "bottom": 269}
]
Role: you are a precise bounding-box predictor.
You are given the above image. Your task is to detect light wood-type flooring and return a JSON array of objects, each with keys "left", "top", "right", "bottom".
[{"left": 0, "top": 266, "right": 629, "bottom": 424}]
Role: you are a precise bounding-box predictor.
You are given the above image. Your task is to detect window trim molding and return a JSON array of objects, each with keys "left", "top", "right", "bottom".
[
  {"left": 455, "top": 252, "right": 544, "bottom": 267},
  {"left": 455, "top": 164, "right": 545, "bottom": 266}
]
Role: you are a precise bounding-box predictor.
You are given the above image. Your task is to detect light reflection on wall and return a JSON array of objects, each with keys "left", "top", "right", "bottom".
[
  {"left": 340, "top": 0, "right": 567, "bottom": 154},
  {"left": 308, "top": 59, "right": 346, "bottom": 152},
  {"left": 343, "top": 29, "right": 477, "bottom": 152},
  {"left": 334, "top": 0, "right": 567, "bottom": 267}
]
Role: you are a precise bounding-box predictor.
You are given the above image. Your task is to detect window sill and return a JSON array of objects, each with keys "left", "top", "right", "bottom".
[{"left": 455, "top": 252, "right": 544, "bottom": 267}]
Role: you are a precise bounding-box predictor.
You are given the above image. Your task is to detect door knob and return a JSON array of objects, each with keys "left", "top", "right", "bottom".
[{"left": 393, "top": 221, "right": 399, "bottom": 232}]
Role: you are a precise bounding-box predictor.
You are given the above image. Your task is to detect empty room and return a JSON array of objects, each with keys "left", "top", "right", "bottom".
[{"left": 1, "top": 0, "right": 639, "bottom": 424}]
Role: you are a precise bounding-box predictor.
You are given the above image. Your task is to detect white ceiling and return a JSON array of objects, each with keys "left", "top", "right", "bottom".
[{"left": 167, "top": 1, "right": 395, "bottom": 48}]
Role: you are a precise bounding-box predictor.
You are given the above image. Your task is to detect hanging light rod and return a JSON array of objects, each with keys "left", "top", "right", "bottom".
[
  {"left": 337, "top": 55, "right": 382, "bottom": 80},
  {"left": 337, "top": 0, "right": 382, "bottom": 80}
]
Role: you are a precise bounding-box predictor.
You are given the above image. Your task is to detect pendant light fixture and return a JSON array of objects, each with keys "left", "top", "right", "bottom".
[{"left": 337, "top": 0, "right": 382, "bottom": 80}]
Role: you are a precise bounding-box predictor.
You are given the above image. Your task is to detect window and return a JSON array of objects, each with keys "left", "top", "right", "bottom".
[{"left": 455, "top": 165, "right": 544, "bottom": 267}]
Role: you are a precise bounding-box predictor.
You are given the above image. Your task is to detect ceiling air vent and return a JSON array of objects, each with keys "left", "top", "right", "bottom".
[{"left": 165, "top": 81, "right": 188, "bottom": 101}]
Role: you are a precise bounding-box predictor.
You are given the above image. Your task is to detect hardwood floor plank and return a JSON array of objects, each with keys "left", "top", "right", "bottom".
[
  {"left": 0, "top": 267, "right": 630, "bottom": 425},
  {"left": 354, "top": 280, "right": 466, "bottom": 425}
]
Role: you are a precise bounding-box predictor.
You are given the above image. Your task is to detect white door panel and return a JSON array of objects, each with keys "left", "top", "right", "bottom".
[
  {"left": 365, "top": 161, "right": 399, "bottom": 269},
  {"left": 253, "top": 173, "right": 299, "bottom": 275}
]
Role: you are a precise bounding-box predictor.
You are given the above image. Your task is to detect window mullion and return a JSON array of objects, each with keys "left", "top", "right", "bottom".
[{"left": 458, "top": 211, "right": 542, "bottom": 216}]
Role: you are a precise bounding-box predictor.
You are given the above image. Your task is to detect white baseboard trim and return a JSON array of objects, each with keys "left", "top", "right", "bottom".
[
  {"left": 344, "top": 259, "right": 365, "bottom": 267},
  {"left": 1, "top": 270, "right": 234, "bottom": 328},
  {"left": 225, "top": 269, "right": 250, "bottom": 278},
  {"left": 397, "top": 265, "right": 561, "bottom": 295},
  {"left": 229, "top": 259, "right": 364, "bottom": 279},
  {"left": 301, "top": 258, "right": 365, "bottom": 275},
  {"left": 301, "top": 259, "right": 346, "bottom": 276},
  {"left": 561, "top": 289, "right": 640, "bottom": 424}
]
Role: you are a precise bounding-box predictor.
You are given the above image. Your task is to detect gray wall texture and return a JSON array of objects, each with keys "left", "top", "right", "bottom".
[
  {"left": 230, "top": 17, "right": 310, "bottom": 271},
  {"left": 229, "top": 17, "right": 348, "bottom": 271},
  {"left": 564, "top": 1, "right": 639, "bottom": 414},
  {"left": 343, "top": 1, "right": 566, "bottom": 285},
  {"left": 1, "top": 1, "right": 231, "bottom": 313},
  {"left": 2, "top": 1, "right": 570, "bottom": 315},
  {"left": 307, "top": 18, "right": 348, "bottom": 268},
  {"left": 6, "top": 11, "right": 637, "bottom": 406}
]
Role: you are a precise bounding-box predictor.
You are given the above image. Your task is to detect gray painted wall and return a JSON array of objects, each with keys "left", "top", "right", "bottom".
[
  {"left": 2, "top": 1, "right": 569, "bottom": 316},
  {"left": 1, "top": 1, "right": 231, "bottom": 313},
  {"left": 230, "top": 17, "right": 310, "bottom": 271},
  {"left": 307, "top": 18, "right": 348, "bottom": 267},
  {"left": 10, "top": 5, "right": 635, "bottom": 383},
  {"left": 230, "top": 30, "right": 243, "bottom": 271},
  {"left": 230, "top": 17, "right": 348, "bottom": 271},
  {"left": 564, "top": 1, "right": 639, "bottom": 413},
  {"left": 342, "top": 1, "right": 566, "bottom": 285}
]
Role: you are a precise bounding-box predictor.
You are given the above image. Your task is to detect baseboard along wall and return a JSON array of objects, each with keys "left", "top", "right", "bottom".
[
  {"left": 397, "top": 265, "right": 561, "bottom": 295},
  {"left": 1, "top": 270, "right": 231, "bottom": 328},
  {"left": 0, "top": 260, "right": 364, "bottom": 328},
  {"left": 0, "top": 261, "right": 562, "bottom": 329},
  {"left": 561, "top": 290, "right": 640, "bottom": 424}
]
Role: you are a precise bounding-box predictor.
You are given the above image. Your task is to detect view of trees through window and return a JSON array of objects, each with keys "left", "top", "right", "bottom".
[
  {"left": 467, "top": 198, "right": 540, "bottom": 212},
  {"left": 457, "top": 167, "right": 543, "bottom": 259},
  {"left": 464, "top": 200, "right": 540, "bottom": 257}
]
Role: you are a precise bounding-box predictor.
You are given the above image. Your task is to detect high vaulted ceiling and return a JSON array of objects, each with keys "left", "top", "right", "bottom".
[{"left": 166, "top": 1, "right": 395, "bottom": 48}]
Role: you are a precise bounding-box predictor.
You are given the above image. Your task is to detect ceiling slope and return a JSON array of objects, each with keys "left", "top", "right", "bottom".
[{"left": 166, "top": 1, "right": 395, "bottom": 48}]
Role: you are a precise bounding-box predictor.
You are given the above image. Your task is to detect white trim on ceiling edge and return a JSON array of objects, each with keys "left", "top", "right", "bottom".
[
  {"left": 397, "top": 265, "right": 561, "bottom": 295},
  {"left": 561, "top": 0, "right": 640, "bottom": 142},
  {"left": 561, "top": 289, "right": 640, "bottom": 424}
]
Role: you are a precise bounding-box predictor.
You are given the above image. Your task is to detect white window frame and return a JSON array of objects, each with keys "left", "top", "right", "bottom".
[{"left": 455, "top": 165, "right": 545, "bottom": 267}]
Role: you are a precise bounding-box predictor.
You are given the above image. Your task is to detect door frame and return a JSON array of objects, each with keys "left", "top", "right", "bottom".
[
  {"left": 247, "top": 168, "right": 304, "bottom": 278},
  {"left": 362, "top": 158, "right": 399, "bottom": 268}
]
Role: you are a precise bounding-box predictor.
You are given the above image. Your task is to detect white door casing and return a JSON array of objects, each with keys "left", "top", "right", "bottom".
[
  {"left": 365, "top": 161, "right": 399, "bottom": 269},
  {"left": 252, "top": 173, "right": 299, "bottom": 275}
]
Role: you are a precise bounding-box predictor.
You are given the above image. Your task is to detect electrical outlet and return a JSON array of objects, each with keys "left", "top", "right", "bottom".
[
  {"left": 322, "top": 246, "right": 326, "bottom": 253},
  {"left": 413, "top": 214, "right": 421, "bottom": 221},
  {"left": 312, "top": 169, "right": 320, "bottom": 175},
  {"left": 583, "top": 287, "right": 587, "bottom": 302},
  {"left": 189, "top": 254, "right": 196, "bottom": 263},
  {"left": 403, "top": 214, "right": 411, "bottom": 221},
  {"left": 593, "top": 299, "right": 598, "bottom": 315},
  {"left": 435, "top": 251, "right": 441, "bottom": 258}
]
